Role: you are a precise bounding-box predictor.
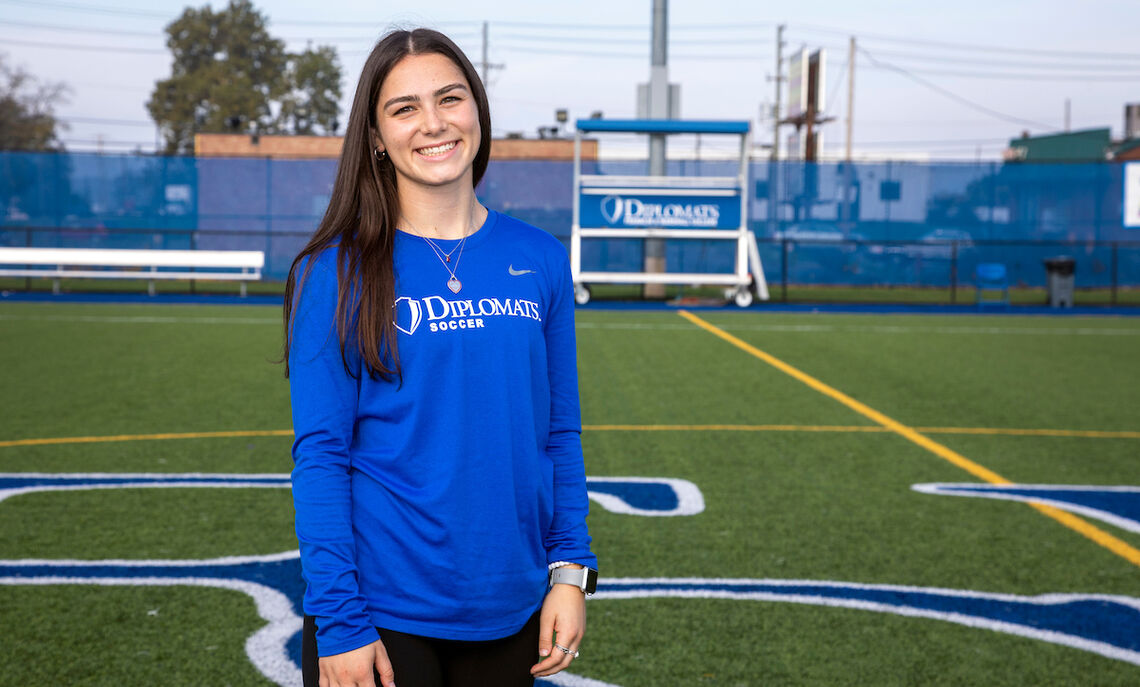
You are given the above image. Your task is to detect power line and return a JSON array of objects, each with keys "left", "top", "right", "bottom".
[
  {"left": 859, "top": 47, "right": 1056, "bottom": 131},
  {"left": 0, "top": 0, "right": 478, "bottom": 29},
  {"left": 0, "top": 0, "right": 166, "bottom": 18},
  {"left": 858, "top": 119, "right": 1042, "bottom": 126},
  {"left": 796, "top": 37, "right": 1140, "bottom": 77},
  {"left": 793, "top": 21, "right": 1140, "bottom": 61},
  {"left": 60, "top": 115, "right": 153, "bottom": 127},
  {"left": 0, "top": 18, "right": 157, "bottom": 37},
  {"left": 0, "top": 18, "right": 431, "bottom": 44},
  {"left": 824, "top": 60, "right": 847, "bottom": 115},
  {"left": 0, "top": 36, "right": 165, "bottom": 54},
  {"left": 494, "top": 43, "right": 772, "bottom": 61},
  {"left": 866, "top": 46, "right": 1140, "bottom": 72},
  {"left": 485, "top": 20, "right": 648, "bottom": 32},
  {"left": 6, "top": 3, "right": 1137, "bottom": 63},
  {"left": 492, "top": 44, "right": 645, "bottom": 59},
  {"left": 492, "top": 31, "right": 769, "bottom": 46},
  {"left": 10, "top": 26, "right": 1135, "bottom": 78},
  {"left": 60, "top": 137, "right": 155, "bottom": 147},
  {"left": 862, "top": 63, "right": 1140, "bottom": 82},
  {"left": 7, "top": 9, "right": 1136, "bottom": 74},
  {"left": 851, "top": 137, "right": 1009, "bottom": 147},
  {"left": 494, "top": 20, "right": 783, "bottom": 33},
  {"left": 65, "top": 82, "right": 150, "bottom": 93}
]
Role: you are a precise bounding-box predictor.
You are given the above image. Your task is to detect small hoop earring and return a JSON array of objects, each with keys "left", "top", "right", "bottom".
[{"left": 374, "top": 147, "right": 387, "bottom": 160}]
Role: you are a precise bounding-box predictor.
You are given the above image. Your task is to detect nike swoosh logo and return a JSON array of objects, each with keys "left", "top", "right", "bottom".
[{"left": 508, "top": 265, "right": 534, "bottom": 276}]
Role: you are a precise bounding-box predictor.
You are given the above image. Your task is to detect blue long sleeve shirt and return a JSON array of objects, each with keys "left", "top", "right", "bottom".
[{"left": 289, "top": 210, "right": 596, "bottom": 656}]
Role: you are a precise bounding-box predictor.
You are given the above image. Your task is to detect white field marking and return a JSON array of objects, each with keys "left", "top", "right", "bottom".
[
  {"left": 0, "top": 575, "right": 302, "bottom": 687},
  {"left": 0, "top": 472, "right": 699, "bottom": 518},
  {"left": 0, "top": 551, "right": 300, "bottom": 567},
  {"left": 4, "top": 313, "right": 1136, "bottom": 335},
  {"left": 0, "top": 481, "right": 290, "bottom": 504},
  {"left": 539, "top": 673, "right": 624, "bottom": 687},
  {"left": 0, "top": 572, "right": 615, "bottom": 687},
  {"left": 913, "top": 483, "right": 1140, "bottom": 535},
  {"left": 586, "top": 476, "right": 705, "bottom": 517},
  {"left": 603, "top": 575, "right": 1140, "bottom": 606},
  {"left": 0, "top": 570, "right": 619, "bottom": 687},
  {"left": 595, "top": 578, "right": 1140, "bottom": 667},
  {"left": 5, "top": 574, "right": 1139, "bottom": 684},
  {"left": 575, "top": 321, "right": 1140, "bottom": 336}
]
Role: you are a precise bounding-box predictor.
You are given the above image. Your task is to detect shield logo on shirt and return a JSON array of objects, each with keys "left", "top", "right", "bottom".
[{"left": 393, "top": 296, "right": 422, "bottom": 335}]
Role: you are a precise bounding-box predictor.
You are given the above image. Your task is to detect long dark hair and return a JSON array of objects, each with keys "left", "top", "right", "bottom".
[{"left": 282, "top": 28, "right": 492, "bottom": 380}]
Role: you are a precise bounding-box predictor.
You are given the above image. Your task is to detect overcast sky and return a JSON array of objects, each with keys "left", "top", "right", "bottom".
[{"left": 3, "top": 0, "right": 1138, "bottom": 160}]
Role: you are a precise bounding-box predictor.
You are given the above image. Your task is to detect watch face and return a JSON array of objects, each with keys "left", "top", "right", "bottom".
[{"left": 585, "top": 568, "right": 598, "bottom": 594}]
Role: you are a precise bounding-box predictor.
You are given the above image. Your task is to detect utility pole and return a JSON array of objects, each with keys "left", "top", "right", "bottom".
[
  {"left": 479, "top": 21, "right": 504, "bottom": 89},
  {"left": 482, "top": 21, "right": 489, "bottom": 86},
  {"left": 644, "top": 0, "right": 669, "bottom": 298},
  {"left": 769, "top": 24, "right": 784, "bottom": 238},
  {"left": 841, "top": 36, "right": 856, "bottom": 233},
  {"left": 772, "top": 24, "right": 784, "bottom": 162},
  {"left": 649, "top": 0, "right": 668, "bottom": 175},
  {"left": 845, "top": 36, "right": 855, "bottom": 162}
]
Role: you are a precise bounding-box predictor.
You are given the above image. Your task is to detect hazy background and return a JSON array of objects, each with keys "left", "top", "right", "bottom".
[{"left": 3, "top": 0, "right": 1138, "bottom": 159}]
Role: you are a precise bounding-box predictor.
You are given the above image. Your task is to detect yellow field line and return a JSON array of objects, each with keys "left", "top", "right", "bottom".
[
  {"left": 676, "top": 309, "right": 1140, "bottom": 569},
  {"left": 2, "top": 425, "right": 1137, "bottom": 449},
  {"left": 916, "top": 427, "right": 1140, "bottom": 439},
  {"left": 584, "top": 424, "right": 886, "bottom": 433},
  {"left": 583, "top": 425, "right": 1140, "bottom": 439},
  {"left": 0, "top": 429, "right": 293, "bottom": 448}
]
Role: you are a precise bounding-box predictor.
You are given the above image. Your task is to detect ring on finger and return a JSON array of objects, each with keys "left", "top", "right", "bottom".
[{"left": 554, "top": 642, "right": 579, "bottom": 658}]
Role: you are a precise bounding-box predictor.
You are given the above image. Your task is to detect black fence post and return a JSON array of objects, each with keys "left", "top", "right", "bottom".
[
  {"left": 190, "top": 227, "right": 198, "bottom": 295},
  {"left": 25, "top": 226, "right": 32, "bottom": 291},
  {"left": 1111, "top": 242, "right": 1118, "bottom": 306},
  {"left": 950, "top": 241, "right": 958, "bottom": 305},
  {"left": 781, "top": 238, "right": 789, "bottom": 302}
]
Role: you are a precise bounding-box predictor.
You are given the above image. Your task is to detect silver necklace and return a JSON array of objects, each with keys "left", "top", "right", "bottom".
[
  {"left": 423, "top": 235, "right": 463, "bottom": 263},
  {"left": 403, "top": 214, "right": 473, "bottom": 294}
]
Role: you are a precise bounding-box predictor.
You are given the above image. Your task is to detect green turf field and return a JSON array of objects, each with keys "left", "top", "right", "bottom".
[
  {"left": 6, "top": 276, "right": 1139, "bottom": 306},
  {"left": 1, "top": 301, "right": 1138, "bottom": 686}
]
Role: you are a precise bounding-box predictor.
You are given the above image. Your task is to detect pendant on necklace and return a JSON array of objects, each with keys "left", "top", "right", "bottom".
[{"left": 447, "top": 277, "right": 462, "bottom": 294}]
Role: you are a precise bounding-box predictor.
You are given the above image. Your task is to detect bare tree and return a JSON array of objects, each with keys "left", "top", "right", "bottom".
[{"left": 0, "top": 53, "right": 69, "bottom": 151}]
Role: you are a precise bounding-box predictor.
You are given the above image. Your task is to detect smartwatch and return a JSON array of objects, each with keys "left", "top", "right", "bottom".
[{"left": 549, "top": 566, "right": 598, "bottom": 595}]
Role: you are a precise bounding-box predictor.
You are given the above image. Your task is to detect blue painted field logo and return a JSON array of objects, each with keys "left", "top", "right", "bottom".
[
  {"left": 3, "top": 474, "right": 1140, "bottom": 686},
  {"left": 0, "top": 472, "right": 701, "bottom": 687},
  {"left": 913, "top": 483, "right": 1140, "bottom": 533},
  {"left": 0, "top": 473, "right": 701, "bottom": 516}
]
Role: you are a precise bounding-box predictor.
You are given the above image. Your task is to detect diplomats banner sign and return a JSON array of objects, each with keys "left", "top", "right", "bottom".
[
  {"left": 1126, "top": 162, "right": 1140, "bottom": 228},
  {"left": 580, "top": 192, "right": 741, "bottom": 230}
]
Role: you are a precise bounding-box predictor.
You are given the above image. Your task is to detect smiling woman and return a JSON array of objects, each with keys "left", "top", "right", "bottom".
[
  {"left": 280, "top": 28, "right": 597, "bottom": 687},
  {"left": 374, "top": 58, "right": 481, "bottom": 194}
]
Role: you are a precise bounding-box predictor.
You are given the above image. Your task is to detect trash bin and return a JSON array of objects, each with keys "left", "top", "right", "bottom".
[{"left": 1043, "top": 256, "right": 1076, "bottom": 308}]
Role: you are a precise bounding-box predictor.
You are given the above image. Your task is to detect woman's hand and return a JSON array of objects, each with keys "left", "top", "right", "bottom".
[
  {"left": 318, "top": 638, "right": 396, "bottom": 687},
  {"left": 530, "top": 578, "right": 587, "bottom": 678}
]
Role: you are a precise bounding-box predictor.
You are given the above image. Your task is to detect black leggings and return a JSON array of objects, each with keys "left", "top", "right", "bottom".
[{"left": 302, "top": 611, "right": 539, "bottom": 687}]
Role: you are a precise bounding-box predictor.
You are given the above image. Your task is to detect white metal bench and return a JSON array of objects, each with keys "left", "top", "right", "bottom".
[{"left": 0, "top": 247, "right": 265, "bottom": 297}]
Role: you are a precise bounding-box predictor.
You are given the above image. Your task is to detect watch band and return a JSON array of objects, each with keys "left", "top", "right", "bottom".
[{"left": 549, "top": 566, "right": 598, "bottom": 595}]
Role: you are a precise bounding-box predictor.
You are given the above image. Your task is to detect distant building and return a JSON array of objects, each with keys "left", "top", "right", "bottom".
[
  {"left": 1002, "top": 128, "right": 1113, "bottom": 163},
  {"left": 193, "top": 133, "right": 597, "bottom": 161},
  {"left": 1003, "top": 104, "right": 1140, "bottom": 163},
  {"left": 1115, "top": 139, "right": 1140, "bottom": 162}
]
